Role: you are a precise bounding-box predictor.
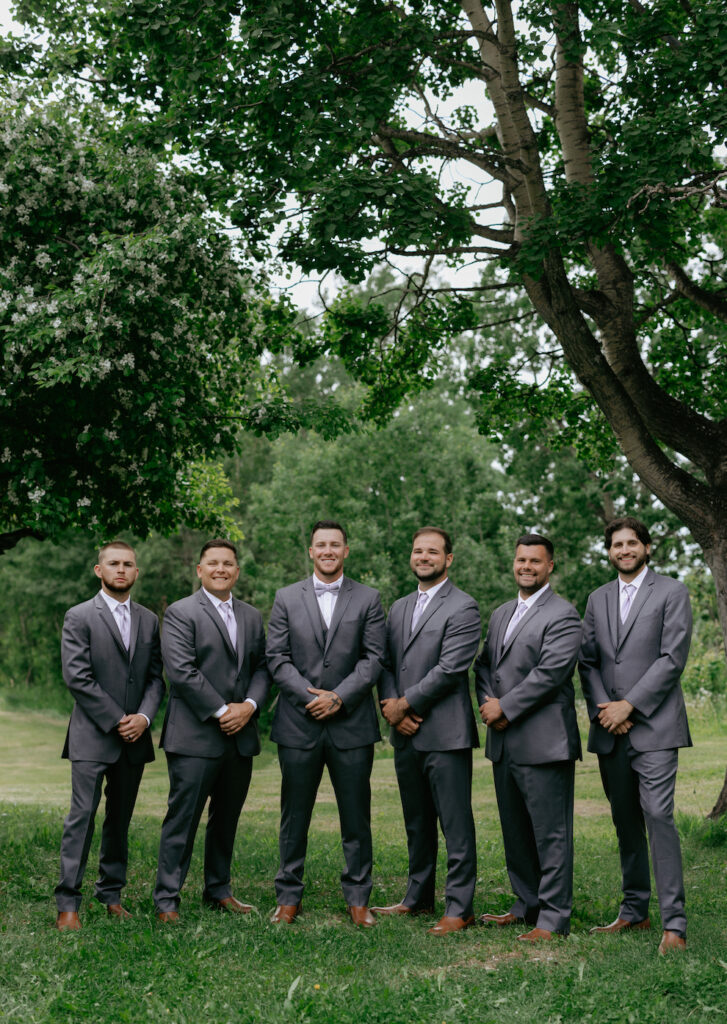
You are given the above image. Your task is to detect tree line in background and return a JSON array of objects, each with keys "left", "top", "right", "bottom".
[{"left": 1, "top": 368, "right": 723, "bottom": 718}]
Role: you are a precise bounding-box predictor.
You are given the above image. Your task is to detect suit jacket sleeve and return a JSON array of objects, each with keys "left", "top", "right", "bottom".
[
  {"left": 578, "top": 594, "right": 611, "bottom": 719},
  {"left": 334, "top": 591, "right": 385, "bottom": 712},
  {"left": 473, "top": 622, "right": 496, "bottom": 706},
  {"left": 404, "top": 598, "right": 481, "bottom": 715},
  {"left": 61, "top": 606, "right": 125, "bottom": 733},
  {"left": 625, "top": 583, "right": 692, "bottom": 717},
  {"left": 498, "top": 605, "right": 582, "bottom": 723},
  {"left": 136, "top": 615, "right": 165, "bottom": 724},
  {"left": 266, "top": 592, "right": 314, "bottom": 709},
  {"left": 161, "top": 601, "right": 226, "bottom": 720}
]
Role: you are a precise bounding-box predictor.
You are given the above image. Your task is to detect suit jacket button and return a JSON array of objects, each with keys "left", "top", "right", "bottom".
[{"left": 324, "top": 660, "right": 330, "bottom": 667}]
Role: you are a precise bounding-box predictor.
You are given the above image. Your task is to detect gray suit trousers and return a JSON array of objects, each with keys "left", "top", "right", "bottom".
[
  {"left": 153, "top": 744, "right": 253, "bottom": 912},
  {"left": 393, "top": 743, "right": 476, "bottom": 918},
  {"left": 598, "top": 737, "right": 686, "bottom": 936},
  {"left": 492, "top": 750, "right": 575, "bottom": 934},
  {"left": 55, "top": 751, "right": 144, "bottom": 911},
  {"left": 275, "top": 736, "right": 374, "bottom": 906}
]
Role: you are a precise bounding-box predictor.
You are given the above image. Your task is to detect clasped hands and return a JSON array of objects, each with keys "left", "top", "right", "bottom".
[
  {"left": 380, "top": 697, "right": 423, "bottom": 736},
  {"left": 596, "top": 699, "right": 634, "bottom": 735},
  {"left": 117, "top": 713, "right": 148, "bottom": 743},
  {"left": 479, "top": 696, "right": 509, "bottom": 731},
  {"left": 306, "top": 687, "right": 343, "bottom": 720},
  {"left": 218, "top": 701, "right": 255, "bottom": 735}
]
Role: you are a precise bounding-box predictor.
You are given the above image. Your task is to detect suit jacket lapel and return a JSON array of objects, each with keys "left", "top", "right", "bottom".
[
  {"left": 494, "top": 599, "right": 518, "bottom": 665},
  {"left": 128, "top": 601, "right": 141, "bottom": 659},
  {"left": 499, "top": 590, "right": 552, "bottom": 660},
  {"left": 400, "top": 592, "right": 418, "bottom": 654},
  {"left": 301, "top": 579, "right": 326, "bottom": 651},
  {"left": 94, "top": 593, "right": 128, "bottom": 660},
  {"left": 325, "top": 578, "right": 352, "bottom": 652},
  {"left": 233, "top": 598, "right": 247, "bottom": 671},
  {"left": 618, "top": 570, "right": 654, "bottom": 649},
  {"left": 405, "top": 580, "right": 452, "bottom": 650},
  {"left": 198, "top": 590, "right": 237, "bottom": 660},
  {"left": 606, "top": 580, "right": 619, "bottom": 652}
]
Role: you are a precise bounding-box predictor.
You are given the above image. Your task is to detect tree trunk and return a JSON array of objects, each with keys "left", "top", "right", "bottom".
[
  {"left": 703, "top": 537, "right": 727, "bottom": 818},
  {"left": 0, "top": 529, "right": 43, "bottom": 555}
]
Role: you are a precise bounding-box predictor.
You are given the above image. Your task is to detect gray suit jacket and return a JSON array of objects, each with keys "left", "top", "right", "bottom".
[
  {"left": 267, "top": 576, "right": 385, "bottom": 750},
  {"left": 474, "top": 588, "right": 582, "bottom": 765},
  {"left": 61, "top": 594, "right": 165, "bottom": 765},
  {"left": 379, "top": 579, "right": 481, "bottom": 751},
  {"left": 160, "top": 589, "right": 271, "bottom": 758},
  {"left": 578, "top": 568, "right": 692, "bottom": 755}
]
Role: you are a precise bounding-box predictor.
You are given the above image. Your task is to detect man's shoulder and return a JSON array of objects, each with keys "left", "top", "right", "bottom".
[
  {"left": 164, "top": 591, "right": 203, "bottom": 618},
  {"left": 64, "top": 596, "right": 99, "bottom": 622},
  {"left": 541, "top": 591, "right": 580, "bottom": 618},
  {"left": 648, "top": 570, "right": 688, "bottom": 595},
  {"left": 232, "top": 595, "right": 263, "bottom": 621},
  {"left": 130, "top": 599, "right": 158, "bottom": 622},
  {"left": 442, "top": 582, "right": 479, "bottom": 610}
]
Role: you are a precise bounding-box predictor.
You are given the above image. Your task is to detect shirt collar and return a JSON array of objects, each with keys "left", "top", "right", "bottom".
[
  {"left": 517, "top": 582, "right": 550, "bottom": 610},
  {"left": 418, "top": 577, "right": 448, "bottom": 601},
  {"left": 619, "top": 566, "right": 648, "bottom": 593},
  {"left": 202, "top": 587, "right": 234, "bottom": 610},
  {"left": 99, "top": 589, "right": 129, "bottom": 613}
]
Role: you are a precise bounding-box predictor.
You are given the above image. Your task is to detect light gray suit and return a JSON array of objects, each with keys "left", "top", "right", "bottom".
[
  {"left": 579, "top": 568, "right": 692, "bottom": 935},
  {"left": 56, "top": 594, "right": 164, "bottom": 911},
  {"left": 266, "top": 576, "right": 385, "bottom": 906},
  {"left": 379, "top": 580, "right": 481, "bottom": 918},
  {"left": 153, "top": 589, "right": 270, "bottom": 912},
  {"left": 474, "top": 587, "right": 582, "bottom": 934}
]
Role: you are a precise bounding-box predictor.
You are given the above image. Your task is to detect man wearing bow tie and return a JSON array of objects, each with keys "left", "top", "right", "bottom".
[
  {"left": 579, "top": 517, "right": 692, "bottom": 955},
  {"left": 266, "top": 520, "right": 385, "bottom": 926},
  {"left": 55, "top": 541, "right": 165, "bottom": 930},
  {"left": 475, "top": 534, "right": 582, "bottom": 943},
  {"left": 374, "top": 528, "right": 481, "bottom": 935},
  {"left": 153, "top": 540, "right": 270, "bottom": 921}
]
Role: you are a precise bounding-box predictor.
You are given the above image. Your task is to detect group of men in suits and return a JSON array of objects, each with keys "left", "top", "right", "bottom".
[{"left": 54, "top": 516, "right": 692, "bottom": 955}]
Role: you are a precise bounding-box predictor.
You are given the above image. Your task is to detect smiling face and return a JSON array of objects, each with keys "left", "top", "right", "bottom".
[
  {"left": 608, "top": 527, "right": 651, "bottom": 582},
  {"left": 94, "top": 545, "right": 139, "bottom": 599},
  {"left": 513, "top": 544, "right": 553, "bottom": 597},
  {"left": 410, "top": 532, "right": 453, "bottom": 590},
  {"left": 196, "top": 546, "right": 240, "bottom": 601},
  {"left": 309, "top": 528, "right": 348, "bottom": 582}
]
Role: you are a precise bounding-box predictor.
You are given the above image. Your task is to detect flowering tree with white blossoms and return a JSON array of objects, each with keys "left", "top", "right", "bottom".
[{"left": 0, "top": 97, "right": 311, "bottom": 552}]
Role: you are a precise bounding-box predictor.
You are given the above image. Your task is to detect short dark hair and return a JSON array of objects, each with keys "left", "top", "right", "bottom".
[
  {"left": 310, "top": 520, "right": 348, "bottom": 545},
  {"left": 516, "top": 533, "right": 554, "bottom": 558},
  {"left": 412, "top": 527, "right": 453, "bottom": 555},
  {"left": 604, "top": 516, "right": 652, "bottom": 554},
  {"left": 199, "top": 539, "right": 238, "bottom": 562},
  {"left": 98, "top": 540, "right": 136, "bottom": 562}
]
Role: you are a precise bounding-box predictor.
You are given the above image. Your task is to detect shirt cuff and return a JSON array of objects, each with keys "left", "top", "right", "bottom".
[
  {"left": 213, "top": 704, "right": 229, "bottom": 719},
  {"left": 140, "top": 713, "right": 150, "bottom": 728},
  {"left": 244, "top": 698, "right": 258, "bottom": 711}
]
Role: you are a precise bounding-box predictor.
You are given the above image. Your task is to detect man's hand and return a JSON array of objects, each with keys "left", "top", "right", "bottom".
[
  {"left": 306, "top": 687, "right": 343, "bottom": 720},
  {"left": 597, "top": 700, "right": 634, "bottom": 734},
  {"left": 219, "top": 701, "right": 255, "bottom": 735},
  {"left": 117, "top": 713, "right": 148, "bottom": 743},
  {"left": 479, "top": 696, "right": 509, "bottom": 730},
  {"left": 395, "top": 712, "right": 424, "bottom": 736},
  {"left": 380, "top": 696, "right": 411, "bottom": 727}
]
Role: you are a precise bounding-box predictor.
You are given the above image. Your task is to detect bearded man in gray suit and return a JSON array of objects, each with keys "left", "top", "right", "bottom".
[
  {"left": 475, "top": 534, "right": 582, "bottom": 943},
  {"left": 579, "top": 516, "right": 692, "bottom": 955},
  {"left": 374, "top": 527, "right": 481, "bottom": 935},
  {"left": 266, "top": 520, "right": 385, "bottom": 927},
  {"left": 153, "top": 540, "right": 270, "bottom": 922},
  {"left": 55, "top": 540, "right": 165, "bottom": 931}
]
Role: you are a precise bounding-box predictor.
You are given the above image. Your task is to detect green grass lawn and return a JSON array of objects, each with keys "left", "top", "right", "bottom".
[{"left": 1, "top": 705, "right": 726, "bottom": 1023}]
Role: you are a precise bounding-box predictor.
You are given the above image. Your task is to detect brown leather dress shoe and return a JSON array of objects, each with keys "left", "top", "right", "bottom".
[
  {"left": 106, "top": 904, "right": 132, "bottom": 919},
  {"left": 207, "top": 896, "right": 254, "bottom": 914},
  {"left": 371, "top": 903, "right": 411, "bottom": 916},
  {"left": 517, "top": 927, "right": 559, "bottom": 942},
  {"left": 658, "top": 930, "right": 686, "bottom": 954},
  {"left": 156, "top": 910, "right": 180, "bottom": 923},
  {"left": 55, "top": 911, "right": 81, "bottom": 931},
  {"left": 480, "top": 911, "right": 524, "bottom": 927},
  {"left": 271, "top": 904, "right": 301, "bottom": 924},
  {"left": 590, "top": 917, "right": 650, "bottom": 934},
  {"left": 348, "top": 905, "right": 376, "bottom": 927},
  {"left": 427, "top": 915, "right": 475, "bottom": 935}
]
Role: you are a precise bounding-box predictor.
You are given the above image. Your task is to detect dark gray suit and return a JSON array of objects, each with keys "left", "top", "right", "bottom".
[
  {"left": 579, "top": 568, "right": 692, "bottom": 935},
  {"left": 266, "top": 576, "right": 385, "bottom": 906},
  {"left": 56, "top": 594, "right": 164, "bottom": 911},
  {"left": 379, "top": 580, "right": 481, "bottom": 918},
  {"left": 475, "top": 588, "right": 582, "bottom": 934},
  {"left": 153, "top": 590, "right": 270, "bottom": 912}
]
